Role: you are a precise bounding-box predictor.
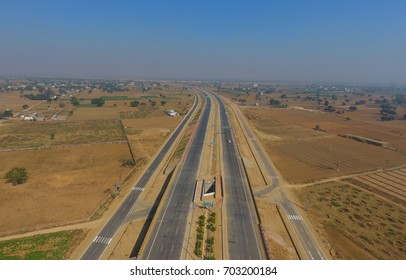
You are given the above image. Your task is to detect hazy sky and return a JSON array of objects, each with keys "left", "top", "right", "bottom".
[{"left": 1, "top": 0, "right": 406, "bottom": 84}]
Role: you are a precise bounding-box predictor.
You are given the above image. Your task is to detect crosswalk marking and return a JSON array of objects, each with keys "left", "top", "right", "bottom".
[
  {"left": 132, "top": 187, "right": 144, "bottom": 192},
  {"left": 287, "top": 214, "right": 303, "bottom": 221},
  {"left": 93, "top": 236, "right": 112, "bottom": 244}
]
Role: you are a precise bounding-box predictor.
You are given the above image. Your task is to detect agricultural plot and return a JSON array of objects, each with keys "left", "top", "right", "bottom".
[
  {"left": 0, "top": 143, "right": 132, "bottom": 234},
  {"left": 293, "top": 181, "right": 406, "bottom": 259},
  {"left": 266, "top": 137, "right": 405, "bottom": 184},
  {"left": 242, "top": 107, "right": 406, "bottom": 184},
  {"left": 120, "top": 106, "right": 159, "bottom": 119},
  {"left": 69, "top": 107, "right": 121, "bottom": 120},
  {"left": 344, "top": 168, "right": 406, "bottom": 207},
  {"left": 0, "top": 230, "right": 85, "bottom": 260},
  {"left": 0, "top": 119, "right": 126, "bottom": 149}
]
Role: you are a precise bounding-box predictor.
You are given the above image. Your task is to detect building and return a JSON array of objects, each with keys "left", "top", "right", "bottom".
[{"left": 164, "top": 109, "right": 178, "bottom": 116}]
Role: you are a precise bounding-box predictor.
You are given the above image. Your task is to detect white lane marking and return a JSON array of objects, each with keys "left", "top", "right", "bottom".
[
  {"left": 300, "top": 226, "right": 304, "bottom": 233},
  {"left": 288, "top": 214, "right": 303, "bottom": 220},
  {"left": 160, "top": 244, "right": 164, "bottom": 252},
  {"left": 318, "top": 251, "right": 323, "bottom": 260},
  {"left": 175, "top": 227, "right": 179, "bottom": 234},
  {"left": 171, "top": 245, "right": 174, "bottom": 253},
  {"left": 308, "top": 241, "right": 312, "bottom": 247},
  {"left": 94, "top": 236, "right": 113, "bottom": 244},
  {"left": 308, "top": 250, "right": 314, "bottom": 260}
]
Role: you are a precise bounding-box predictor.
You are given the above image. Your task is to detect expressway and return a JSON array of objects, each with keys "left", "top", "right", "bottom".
[
  {"left": 205, "top": 89, "right": 266, "bottom": 260},
  {"left": 141, "top": 92, "right": 212, "bottom": 260},
  {"left": 80, "top": 93, "right": 199, "bottom": 260},
  {"left": 229, "top": 96, "right": 327, "bottom": 260}
]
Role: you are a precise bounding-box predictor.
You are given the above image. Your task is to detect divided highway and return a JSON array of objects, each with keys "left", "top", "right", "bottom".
[
  {"left": 141, "top": 92, "right": 212, "bottom": 260},
  {"left": 205, "top": 89, "right": 266, "bottom": 260},
  {"left": 81, "top": 93, "right": 199, "bottom": 260},
  {"left": 230, "top": 97, "right": 326, "bottom": 260}
]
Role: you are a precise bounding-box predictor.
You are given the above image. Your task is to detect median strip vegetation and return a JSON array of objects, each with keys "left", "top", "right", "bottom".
[{"left": 195, "top": 214, "right": 205, "bottom": 257}]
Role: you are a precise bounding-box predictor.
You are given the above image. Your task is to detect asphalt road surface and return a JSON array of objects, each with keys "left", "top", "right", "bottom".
[
  {"left": 231, "top": 99, "right": 326, "bottom": 260},
  {"left": 80, "top": 94, "right": 199, "bottom": 260},
  {"left": 207, "top": 89, "right": 266, "bottom": 260},
  {"left": 141, "top": 92, "right": 212, "bottom": 260}
]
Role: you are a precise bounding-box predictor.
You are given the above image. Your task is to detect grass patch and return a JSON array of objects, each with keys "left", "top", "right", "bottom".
[
  {"left": 0, "top": 230, "right": 85, "bottom": 260},
  {"left": 0, "top": 120, "right": 126, "bottom": 149}
]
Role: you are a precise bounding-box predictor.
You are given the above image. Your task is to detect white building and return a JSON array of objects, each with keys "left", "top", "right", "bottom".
[{"left": 164, "top": 109, "right": 178, "bottom": 116}]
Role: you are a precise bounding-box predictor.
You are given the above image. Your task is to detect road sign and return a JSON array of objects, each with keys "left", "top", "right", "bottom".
[{"left": 203, "top": 202, "right": 214, "bottom": 208}]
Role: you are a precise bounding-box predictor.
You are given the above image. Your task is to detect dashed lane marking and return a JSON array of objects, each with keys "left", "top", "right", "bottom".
[{"left": 287, "top": 214, "right": 303, "bottom": 220}]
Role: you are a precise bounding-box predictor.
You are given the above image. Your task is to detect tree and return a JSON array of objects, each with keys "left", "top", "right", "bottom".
[
  {"left": 130, "top": 100, "right": 140, "bottom": 107},
  {"left": 59, "top": 102, "right": 65, "bottom": 108},
  {"left": 91, "top": 98, "right": 105, "bottom": 107},
  {"left": 70, "top": 97, "right": 80, "bottom": 106},
  {"left": 349, "top": 106, "right": 357, "bottom": 111},
  {"left": 0, "top": 109, "right": 13, "bottom": 119},
  {"left": 150, "top": 100, "right": 157, "bottom": 106},
  {"left": 324, "top": 100, "right": 329, "bottom": 106},
  {"left": 324, "top": 105, "right": 336, "bottom": 112},
  {"left": 50, "top": 132, "right": 55, "bottom": 140},
  {"left": 380, "top": 103, "right": 396, "bottom": 115},
  {"left": 280, "top": 94, "right": 287, "bottom": 98},
  {"left": 22, "top": 104, "right": 29, "bottom": 110},
  {"left": 160, "top": 100, "right": 167, "bottom": 106},
  {"left": 4, "top": 167, "right": 28, "bottom": 185}
]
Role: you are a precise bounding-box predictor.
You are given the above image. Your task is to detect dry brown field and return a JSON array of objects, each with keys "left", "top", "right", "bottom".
[
  {"left": 123, "top": 115, "right": 181, "bottom": 162},
  {"left": 242, "top": 107, "right": 406, "bottom": 183},
  {"left": 344, "top": 168, "right": 406, "bottom": 207},
  {"left": 0, "top": 92, "right": 41, "bottom": 112},
  {"left": 0, "top": 143, "right": 132, "bottom": 235},
  {"left": 293, "top": 181, "right": 406, "bottom": 259},
  {"left": 0, "top": 88, "right": 194, "bottom": 238}
]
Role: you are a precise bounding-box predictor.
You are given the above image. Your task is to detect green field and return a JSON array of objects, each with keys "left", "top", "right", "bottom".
[
  {"left": 0, "top": 119, "right": 126, "bottom": 149},
  {"left": 0, "top": 230, "right": 84, "bottom": 260}
]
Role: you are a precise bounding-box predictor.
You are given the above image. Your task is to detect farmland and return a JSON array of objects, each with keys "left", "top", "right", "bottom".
[
  {"left": 0, "top": 82, "right": 194, "bottom": 240},
  {"left": 344, "top": 168, "right": 406, "bottom": 207},
  {"left": 218, "top": 83, "right": 405, "bottom": 260},
  {"left": 242, "top": 107, "right": 406, "bottom": 184},
  {"left": 293, "top": 181, "right": 405, "bottom": 259},
  {"left": 0, "top": 230, "right": 85, "bottom": 259},
  {"left": 0, "top": 143, "right": 132, "bottom": 234},
  {"left": 0, "top": 119, "right": 126, "bottom": 149}
]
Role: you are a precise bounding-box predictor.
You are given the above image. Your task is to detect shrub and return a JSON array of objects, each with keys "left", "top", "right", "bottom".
[
  {"left": 5, "top": 167, "right": 28, "bottom": 185},
  {"left": 121, "top": 159, "right": 135, "bottom": 167},
  {"left": 130, "top": 100, "right": 140, "bottom": 107}
]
